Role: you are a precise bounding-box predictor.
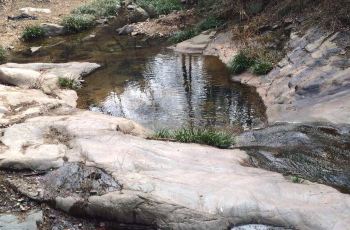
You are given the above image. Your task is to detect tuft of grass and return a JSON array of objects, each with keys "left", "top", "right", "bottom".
[
  {"left": 58, "top": 77, "right": 81, "bottom": 90},
  {"left": 22, "top": 26, "right": 46, "bottom": 42},
  {"left": 196, "top": 16, "right": 224, "bottom": 32},
  {"left": 169, "top": 28, "right": 197, "bottom": 43},
  {"left": 227, "top": 52, "right": 255, "bottom": 75},
  {"left": 136, "top": 0, "right": 182, "bottom": 15},
  {"left": 72, "top": 0, "right": 120, "bottom": 17},
  {"left": 0, "top": 47, "right": 6, "bottom": 63},
  {"left": 62, "top": 14, "right": 95, "bottom": 33},
  {"left": 154, "top": 128, "right": 234, "bottom": 149},
  {"left": 251, "top": 59, "right": 273, "bottom": 75},
  {"left": 291, "top": 175, "right": 303, "bottom": 183}
]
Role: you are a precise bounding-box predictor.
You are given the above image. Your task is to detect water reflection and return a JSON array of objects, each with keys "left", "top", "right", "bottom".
[{"left": 84, "top": 51, "right": 266, "bottom": 130}]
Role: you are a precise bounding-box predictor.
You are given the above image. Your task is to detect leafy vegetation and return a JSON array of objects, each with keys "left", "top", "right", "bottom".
[
  {"left": 58, "top": 77, "right": 81, "bottom": 90},
  {"left": 169, "top": 16, "right": 224, "bottom": 43},
  {"left": 22, "top": 26, "right": 46, "bottom": 41},
  {"left": 154, "top": 128, "right": 234, "bottom": 149},
  {"left": 136, "top": 0, "right": 182, "bottom": 15},
  {"left": 62, "top": 14, "right": 95, "bottom": 33},
  {"left": 251, "top": 60, "right": 273, "bottom": 75},
  {"left": 72, "top": 0, "right": 120, "bottom": 17},
  {"left": 0, "top": 47, "right": 6, "bottom": 63},
  {"left": 227, "top": 52, "right": 254, "bottom": 74},
  {"left": 291, "top": 175, "right": 303, "bottom": 183}
]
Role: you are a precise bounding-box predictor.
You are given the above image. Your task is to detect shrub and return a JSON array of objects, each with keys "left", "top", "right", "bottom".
[
  {"left": 58, "top": 77, "right": 81, "bottom": 89},
  {"left": 72, "top": 0, "right": 120, "bottom": 17},
  {"left": 22, "top": 26, "right": 46, "bottom": 41},
  {"left": 227, "top": 52, "right": 254, "bottom": 74},
  {"left": 136, "top": 0, "right": 182, "bottom": 15},
  {"left": 0, "top": 47, "right": 6, "bottom": 63},
  {"left": 196, "top": 16, "right": 224, "bottom": 32},
  {"left": 251, "top": 59, "right": 273, "bottom": 75},
  {"left": 291, "top": 175, "right": 303, "bottom": 183},
  {"left": 169, "top": 28, "right": 197, "bottom": 43},
  {"left": 154, "top": 128, "right": 234, "bottom": 149},
  {"left": 62, "top": 14, "right": 95, "bottom": 33}
]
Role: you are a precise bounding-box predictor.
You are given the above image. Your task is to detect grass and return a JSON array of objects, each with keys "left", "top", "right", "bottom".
[
  {"left": 0, "top": 47, "right": 6, "bottom": 63},
  {"left": 154, "top": 128, "right": 234, "bottom": 149},
  {"left": 58, "top": 77, "right": 81, "bottom": 90},
  {"left": 291, "top": 175, "right": 303, "bottom": 183},
  {"left": 227, "top": 51, "right": 255, "bottom": 74},
  {"left": 62, "top": 14, "right": 95, "bottom": 33},
  {"left": 169, "top": 16, "right": 224, "bottom": 43},
  {"left": 22, "top": 26, "right": 46, "bottom": 42},
  {"left": 72, "top": 0, "right": 121, "bottom": 17},
  {"left": 251, "top": 60, "right": 273, "bottom": 75},
  {"left": 136, "top": 0, "right": 182, "bottom": 15}
]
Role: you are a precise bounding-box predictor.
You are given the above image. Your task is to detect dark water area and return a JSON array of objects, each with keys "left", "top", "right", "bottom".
[{"left": 8, "top": 22, "right": 266, "bottom": 130}]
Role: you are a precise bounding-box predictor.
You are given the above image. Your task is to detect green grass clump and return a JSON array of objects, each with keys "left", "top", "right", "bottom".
[
  {"left": 136, "top": 0, "right": 182, "bottom": 15},
  {"left": 154, "top": 128, "right": 234, "bottom": 149},
  {"left": 58, "top": 77, "right": 81, "bottom": 90},
  {"left": 227, "top": 52, "right": 255, "bottom": 74},
  {"left": 251, "top": 60, "right": 273, "bottom": 75},
  {"left": 0, "top": 47, "right": 6, "bottom": 63},
  {"left": 22, "top": 26, "right": 46, "bottom": 41},
  {"left": 72, "top": 0, "right": 120, "bottom": 17},
  {"left": 62, "top": 14, "right": 95, "bottom": 33},
  {"left": 169, "top": 28, "right": 197, "bottom": 43},
  {"left": 196, "top": 16, "right": 224, "bottom": 31},
  {"left": 291, "top": 175, "right": 303, "bottom": 183}
]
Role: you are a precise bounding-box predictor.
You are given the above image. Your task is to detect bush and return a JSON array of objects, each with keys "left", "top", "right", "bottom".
[
  {"left": 136, "top": 0, "right": 182, "bottom": 15},
  {"left": 196, "top": 16, "right": 224, "bottom": 32},
  {"left": 227, "top": 52, "right": 254, "bottom": 74},
  {"left": 154, "top": 128, "right": 234, "bottom": 149},
  {"left": 251, "top": 60, "right": 273, "bottom": 75},
  {"left": 169, "top": 28, "right": 197, "bottom": 43},
  {"left": 58, "top": 77, "right": 81, "bottom": 89},
  {"left": 291, "top": 175, "right": 303, "bottom": 183},
  {"left": 62, "top": 14, "right": 95, "bottom": 33},
  {"left": 72, "top": 0, "right": 120, "bottom": 17},
  {"left": 0, "top": 47, "right": 6, "bottom": 63},
  {"left": 22, "top": 26, "right": 46, "bottom": 41}
]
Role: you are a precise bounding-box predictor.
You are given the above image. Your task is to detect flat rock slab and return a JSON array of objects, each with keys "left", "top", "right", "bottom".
[
  {"left": 174, "top": 30, "right": 216, "bottom": 54},
  {"left": 0, "top": 210, "right": 42, "bottom": 230}
]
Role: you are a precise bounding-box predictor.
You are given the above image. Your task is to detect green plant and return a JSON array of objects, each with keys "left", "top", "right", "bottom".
[
  {"left": 136, "top": 0, "right": 182, "bottom": 15},
  {"left": 0, "top": 47, "right": 6, "bottom": 63},
  {"left": 169, "top": 28, "right": 198, "bottom": 43},
  {"left": 22, "top": 26, "right": 46, "bottom": 41},
  {"left": 154, "top": 128, "right": 234, "bottom": 149},
  {"left": 291, "top": 175, "right": 303, "bottom": 183},
  {"left": 251, "top": 59, "right": 273, "bottom": 75},
  {"left": 196, "top": 16, "right": 224, "bottom": 32},
  {"left": 62, "top": 14, "right": 95, "bottom": 33},
  {"left": 58, "top": 77, "right": 81, "bottom": 89},
  {"left": 227, "top": 52, "right": 254, "bottom": 74},
  {"left": 72, "top": 0, "right": 120, "bottom": 17}
]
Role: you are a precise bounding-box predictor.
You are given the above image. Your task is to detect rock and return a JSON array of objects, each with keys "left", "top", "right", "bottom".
[
  {"left": 40, "top": 23, "right": 65, "bottom": 37},
  {"left": 30, "top": 46, "right": 41, "bottom": 54},
  {"left": 127, "top": 5, "right": 149, "bottom": 23},
  {"left": 174, "top": 30, "right": 217, "bottom": 54},
  {"left": 96, "top": 18, "right": 108, "bottom": 25},
  {"left": 116, "top": 25, "right": 134, "bottom": 35},
  {"left": 0, "top": 62, "right": 100, "bottom": 94},
  {"left": 19, "top": 7, "right": 51, "bottom": 14},
  {"left": 0, "top": 210, "right": 43, "bottom": 230},
  {"left": 7, "top": 13, "right": 37, "bottom": 21}
]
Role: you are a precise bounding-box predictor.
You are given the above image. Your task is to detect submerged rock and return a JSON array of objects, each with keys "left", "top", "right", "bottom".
[{"left": 0, "top": 210, "right": 43, "bottom": 230}]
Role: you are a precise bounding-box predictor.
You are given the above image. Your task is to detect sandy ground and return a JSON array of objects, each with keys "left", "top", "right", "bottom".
[{"left": 0, "top": 0, "right": 87, "bottom": 48}]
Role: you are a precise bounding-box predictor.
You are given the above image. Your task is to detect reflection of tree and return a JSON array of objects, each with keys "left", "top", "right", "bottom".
[{"left": 181, "top": 54, "right": 195, "bottom": 127}]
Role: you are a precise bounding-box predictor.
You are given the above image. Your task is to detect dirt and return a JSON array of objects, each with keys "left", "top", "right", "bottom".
[{"left": 0, "top": 0, "right": 86, "bottom": 48}]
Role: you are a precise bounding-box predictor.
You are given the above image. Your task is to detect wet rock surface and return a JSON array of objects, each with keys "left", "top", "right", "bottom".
[{"left": 236, "top": 123, "right": 350, "bottom": 192}]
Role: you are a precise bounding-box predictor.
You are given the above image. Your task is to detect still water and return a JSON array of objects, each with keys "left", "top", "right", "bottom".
[{"left": 9, "top": 24, "right": 266, "bottom": 130}]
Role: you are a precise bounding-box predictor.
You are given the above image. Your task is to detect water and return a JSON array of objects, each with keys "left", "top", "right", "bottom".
[{"left": 9, "top": 22, "right": 266, "bottom": 130}]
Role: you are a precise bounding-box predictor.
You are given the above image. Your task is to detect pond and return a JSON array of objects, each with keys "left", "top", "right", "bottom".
[{"left": 9, "top": 22, "right": 266, "bottom": 130}]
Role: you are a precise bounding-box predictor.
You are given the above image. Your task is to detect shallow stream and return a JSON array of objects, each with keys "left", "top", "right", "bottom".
[{"left": 9, "top": 22, "right": 266, "bottom": 130}]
